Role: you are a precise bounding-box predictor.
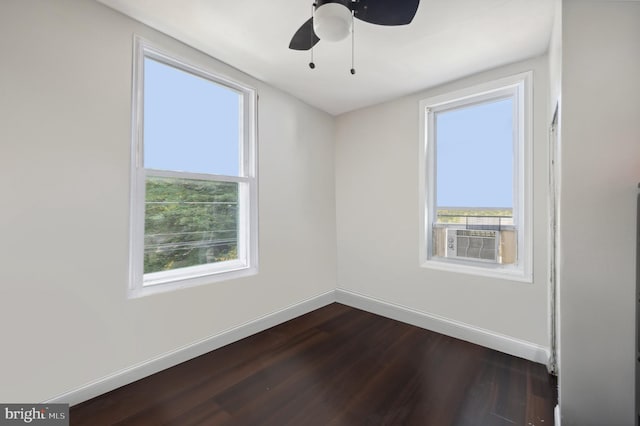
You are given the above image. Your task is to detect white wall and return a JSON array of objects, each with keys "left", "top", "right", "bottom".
[
  {"left": 559, "top": 1, "right": 640, "bottom": 424},
  {"left": 335, "top": 56, "right": 550, "bottom": 347},
  {"left": 0, "top": 0, "right": 336, "bottom": 403}
]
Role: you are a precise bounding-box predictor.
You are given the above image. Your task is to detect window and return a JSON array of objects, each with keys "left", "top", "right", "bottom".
[
  {"left": 129, "top": 37, "right": 258, "bottom": 297},
  {"left": 419, "top": 72, "right": 532, "bottom": 281}
]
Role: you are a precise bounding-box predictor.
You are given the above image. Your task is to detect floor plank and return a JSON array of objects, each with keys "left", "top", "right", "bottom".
[{"left": 71, "top": 303, "right": 557, "bottom": 425}]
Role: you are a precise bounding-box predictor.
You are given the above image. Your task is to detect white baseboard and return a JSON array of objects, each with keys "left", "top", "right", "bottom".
[
  {"left": 336, "top": 288, "right": 549, "bottom": 365},
  {"left": 555, "top": 404, "right": 560, "bottom": 425},
  {"left": 45, "top": 290, "right": 335, "bottom": 406}
]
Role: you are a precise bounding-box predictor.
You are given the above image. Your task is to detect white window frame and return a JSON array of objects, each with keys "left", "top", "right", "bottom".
[
  {"left": 418, "top": 72, "right": 532, "bottom": 282},
  {"left": 128, "top": 36, "right": 258, "bottom": 297}
]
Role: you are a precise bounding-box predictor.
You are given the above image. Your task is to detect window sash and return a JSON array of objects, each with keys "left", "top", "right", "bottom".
[
  {"left": 132, "top": 39, "right": 254, "bottom": 178},
  {"left": 432, "top": 94, "right": 517, "bottom": 227},
  {"left": 430, "top": 91, "right": 519, "bottom": 228},
  {"left": 141, "top": 171, "right": 250, "bottom": 285}
]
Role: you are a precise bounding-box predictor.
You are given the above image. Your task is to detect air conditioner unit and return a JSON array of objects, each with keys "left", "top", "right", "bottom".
[{"left": 445, "top": 229, "right": 500, "bottom": 263}]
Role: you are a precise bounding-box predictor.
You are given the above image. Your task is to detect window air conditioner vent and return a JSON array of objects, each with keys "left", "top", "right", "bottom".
[{"left": 445, "top": 229, "right": 499, "bottom": 263}]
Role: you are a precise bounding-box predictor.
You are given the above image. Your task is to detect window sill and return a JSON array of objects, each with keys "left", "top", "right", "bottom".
[
  {"left": 129, "top": 262, "right": 258, "bottom": 298},
  {"left": 421, "top": 257, "right": 532, "bottom": 283}
]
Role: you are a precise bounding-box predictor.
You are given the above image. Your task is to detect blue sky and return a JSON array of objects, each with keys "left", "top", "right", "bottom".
[
  {"left": 436, "top": 98, "right": 513, "bottom": 209},
  {"left": 143, "top": 57, "right": 240, "bottom": 176}
]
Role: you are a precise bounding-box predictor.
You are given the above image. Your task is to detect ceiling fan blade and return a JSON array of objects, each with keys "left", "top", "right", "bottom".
[
  {"left": 354, "top": 0, "right": 420, "bottom": 26},
  {"left": 289, "top": 17, "right": 320, "bottom": 50}
]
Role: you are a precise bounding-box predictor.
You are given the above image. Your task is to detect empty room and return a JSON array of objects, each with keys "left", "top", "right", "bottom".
[{"left": 1, "top": 0, "right": 639, "bottom": 425}]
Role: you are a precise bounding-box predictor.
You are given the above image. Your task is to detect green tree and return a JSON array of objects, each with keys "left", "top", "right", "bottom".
[{"left": 144, "top": 176, "right": 239, "bottom": 273}]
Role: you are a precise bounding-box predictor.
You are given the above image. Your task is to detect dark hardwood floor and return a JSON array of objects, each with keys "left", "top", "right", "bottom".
[{"left": 71, "top": 303, "right": 557, "bottom": 425}]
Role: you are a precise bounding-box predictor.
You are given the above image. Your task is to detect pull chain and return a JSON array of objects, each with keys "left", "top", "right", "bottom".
[
  {"left": 309, "top": 4, "right": 316, "bottom": 69},
  {"left": 350, "top": 10, "right": 356, "bottom": 75}
]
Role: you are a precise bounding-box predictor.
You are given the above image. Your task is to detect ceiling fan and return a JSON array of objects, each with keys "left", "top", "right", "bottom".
[{"left": 288, "top": 0, "right": 421, "bottom": 51}]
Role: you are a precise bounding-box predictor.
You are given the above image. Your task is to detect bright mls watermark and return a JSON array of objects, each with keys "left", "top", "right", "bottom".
[{"left": 0, "top": 404, "right": 68, "bottom": 425}]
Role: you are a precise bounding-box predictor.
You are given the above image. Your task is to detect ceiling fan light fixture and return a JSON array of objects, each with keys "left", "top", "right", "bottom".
[{"left": 313, "top": 3, "right": 352, "bottom": 42}]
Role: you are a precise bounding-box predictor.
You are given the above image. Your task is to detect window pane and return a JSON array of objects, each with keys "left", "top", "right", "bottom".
[
  {"left": 144, "top": 176, "right": 238, "bottom": 274},
  {"left": 435, "top": 98, "right": 513, "bottom": 213},
  {"left": 432, "top": 97, "right": 516, "bottom": 265},
  {"left": 143, "top": 57, "right": 241, "bottom": 176}
]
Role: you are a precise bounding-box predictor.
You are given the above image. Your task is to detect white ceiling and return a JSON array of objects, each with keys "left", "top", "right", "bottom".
[{"left": 98, "top": 0, "right": 556, "bottom": 116}]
